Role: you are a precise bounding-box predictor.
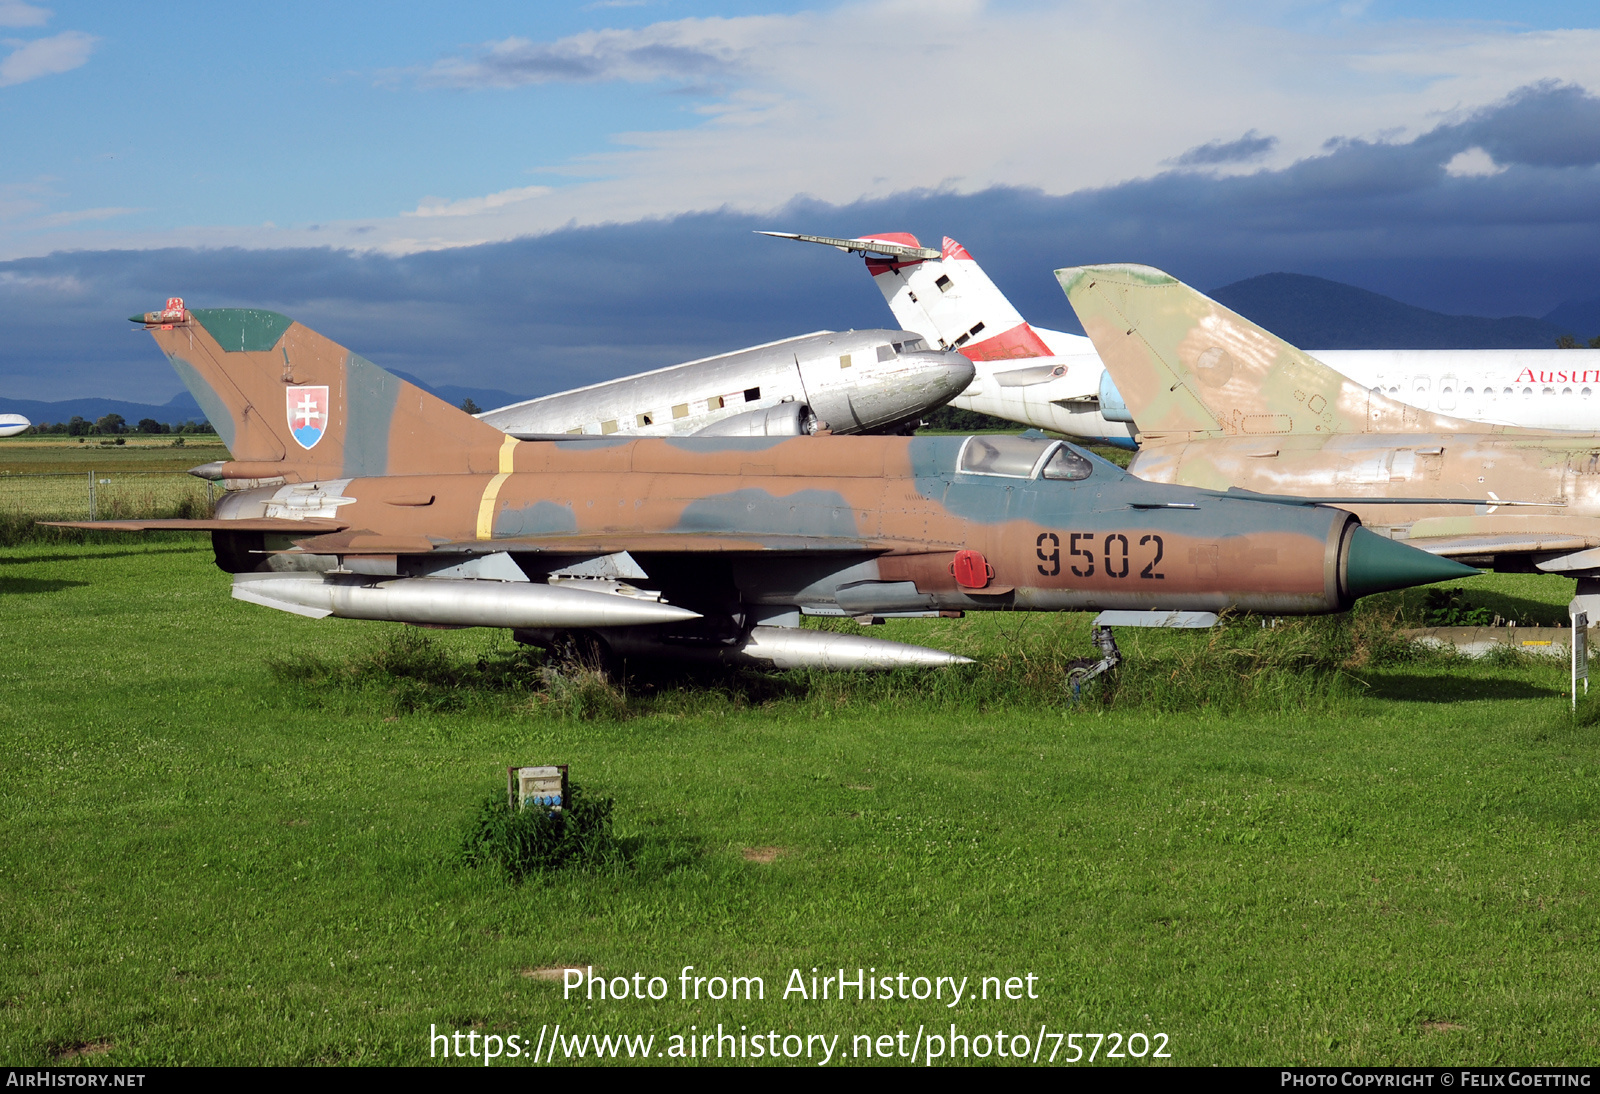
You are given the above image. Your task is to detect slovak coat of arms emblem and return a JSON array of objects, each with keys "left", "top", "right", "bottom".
[{"left": 287, "top": 386, "right": 330, "bottom": 450}]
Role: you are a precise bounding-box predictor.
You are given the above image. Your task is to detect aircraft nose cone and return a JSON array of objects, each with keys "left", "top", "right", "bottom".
[
  {"left": 900, "top": 350, "right": 976, "bottom": 395},
  {"left": 1343, "top": 525, "right": 1480, "bottom": 601}
]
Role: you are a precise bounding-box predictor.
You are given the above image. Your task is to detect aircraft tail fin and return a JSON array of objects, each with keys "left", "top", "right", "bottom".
[
  {"left": 860, "top": 234, "right": 1053, "bottom": 362},
  {"left": 759, "top": 229, "right": 1054, "bottom": 362},
  {"left": 1054, "top": 264, "right": 1496, "bottom": 442},
  {"left": 134, "top": 300, "right": 510, "bottom": 480}
]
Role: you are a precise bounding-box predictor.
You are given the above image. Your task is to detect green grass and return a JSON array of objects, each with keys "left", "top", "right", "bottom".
[
  {"left": 2, "top": 543, "right": 1598, "bottom": 1066},
  {"left": 0, "top": 436, "right": 227, "bottom": 473}
]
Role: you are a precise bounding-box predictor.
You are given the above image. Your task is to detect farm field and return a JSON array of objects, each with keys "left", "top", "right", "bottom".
[
  {"left": 0, "top": 435, "right": 228, "bottom": 474},
  {"left": 2, "top": 540, "right": 1598, "bottom": 1067},
  {"left": 0, "top": 438, "right": 228, "bottom": 531}
]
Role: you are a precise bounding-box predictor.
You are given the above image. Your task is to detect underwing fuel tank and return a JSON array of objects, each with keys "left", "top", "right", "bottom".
[
  {"left": 590, "top": 626, "right": 975, "bottom": 670},
  {"left": 231, "top": 573, "right": 701, "bottom": 628}
]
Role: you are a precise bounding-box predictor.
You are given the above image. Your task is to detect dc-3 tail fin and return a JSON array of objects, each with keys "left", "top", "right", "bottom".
[
  {"left": 133, "top": 300, "right": 510, "bottom": 479},
  {"left": 1054, "top": 264, "right": 1499, "bottom": 442}
]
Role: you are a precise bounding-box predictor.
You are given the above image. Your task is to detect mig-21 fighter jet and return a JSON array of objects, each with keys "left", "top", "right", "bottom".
[{"left": 48, "top": 299, "right": 1474, "bottom": 671}]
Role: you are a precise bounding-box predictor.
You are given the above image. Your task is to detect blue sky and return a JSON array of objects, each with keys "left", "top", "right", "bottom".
[{"left": 3, "top": 1, "right": 1600, "bottom": 401}]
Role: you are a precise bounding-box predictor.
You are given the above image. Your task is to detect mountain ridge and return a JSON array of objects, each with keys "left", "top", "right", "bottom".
[{"left": 1207, "top": 272, "right": 1578, "bottom": 349}]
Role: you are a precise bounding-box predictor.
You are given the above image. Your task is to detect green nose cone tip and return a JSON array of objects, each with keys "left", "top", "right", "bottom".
[{"left": 1345, "top": 526, "right": 1480, "bottom": 600}]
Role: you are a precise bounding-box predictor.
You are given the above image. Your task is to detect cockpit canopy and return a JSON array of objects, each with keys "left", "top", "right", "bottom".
[
  {"left": 956, "top": 435, "right": 1094, "bottom": 481},
  {"left": 877, "top": 338, "right": 930, "bottom": 361}
]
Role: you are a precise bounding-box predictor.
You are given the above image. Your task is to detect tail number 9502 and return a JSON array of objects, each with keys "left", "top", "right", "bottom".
[{"left": 1036, "top": 532, "right": 1164, "bottom": 580}]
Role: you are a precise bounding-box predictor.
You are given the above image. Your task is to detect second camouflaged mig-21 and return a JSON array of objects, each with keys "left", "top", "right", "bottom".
[
  {"left": 1057, "top": 264, "right": 1600, "bottom": 621},
  {"left": 52, "top": 299, "right": 1473, "bottom": 672}
]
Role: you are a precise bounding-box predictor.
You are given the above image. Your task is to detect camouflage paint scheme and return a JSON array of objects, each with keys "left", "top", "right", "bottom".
[
  {"left": 1056, "top": 264, "right": 1600, "bottom": 613},
  {"left": 59, "top": 303, "right": 1474, "bottom": 663}
]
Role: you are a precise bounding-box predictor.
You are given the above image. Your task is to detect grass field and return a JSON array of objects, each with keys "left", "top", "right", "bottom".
[
  {"left": 0, "top": 435, "right": 228, "bottom": 474},
  {"left": 0, "top": 437, "right": 226, "bottom": 536},
  {"left": 2, "top": 540, "right": 1598, "bottom": 1067}
]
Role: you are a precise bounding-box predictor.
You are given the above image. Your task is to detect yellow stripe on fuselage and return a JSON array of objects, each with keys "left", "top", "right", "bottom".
[{"left": 475, "top": 435, "right": 520, "bottom": 539}]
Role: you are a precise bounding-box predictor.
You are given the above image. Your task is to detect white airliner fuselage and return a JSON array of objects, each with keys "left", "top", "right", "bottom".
[{"left": 1313, "top": 350, "right": 1600, "bottom": 429}]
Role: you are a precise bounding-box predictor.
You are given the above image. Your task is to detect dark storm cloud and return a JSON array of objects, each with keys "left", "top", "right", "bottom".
[
  {"left": 6, "top": 82, "right": 1600, "bottom": 403},
  {"left": 1441, "top": 81, "right": 1600, "bottom": 169},
  {"left": 1171, "top": 130, "right": 1279, "bottom": 167},
  {"left": 0, "top": 227, "right": 896, "bottom": 403}
]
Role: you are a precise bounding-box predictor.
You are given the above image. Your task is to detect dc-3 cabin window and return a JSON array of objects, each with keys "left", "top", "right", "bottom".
[
  {"left": 957, "top": 436, "right": 1093, "bottom": 481},
  {"left": 744, "top": 387, "right": 761, "bottom": 402}
]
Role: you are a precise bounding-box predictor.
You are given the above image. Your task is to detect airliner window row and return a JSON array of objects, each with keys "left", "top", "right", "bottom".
[{"left": 1375, "top": 384, "right": 1595, "bottom": 399}]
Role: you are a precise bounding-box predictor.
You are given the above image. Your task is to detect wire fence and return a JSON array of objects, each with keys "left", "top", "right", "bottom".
[{"left": 0, "top": 471, "right": 217, "bottom": 521}]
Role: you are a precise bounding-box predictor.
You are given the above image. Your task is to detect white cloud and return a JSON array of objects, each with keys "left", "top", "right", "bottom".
[
  {"left": 0, "top": 29, "right": 95, "bottom": 87},
  {"left": 7, "top": 0, "right": 1600, "bottom": 258},
  {"left": 420, "top": 25, "right": 744, "bottom": 88},
  {"left": 1444, "top": 147, "right": 1506, "bottom": 177},
  {"left": 0, "top": 176, "right": 136, "bottom": 232},
  {"left": 32, "top": 205, "right": 137, "bottom": 227},
  {"left": 0, "top": 178, "right": 48, "bottom": 221},
  {"left": 0, "top": 1, "right": 48, "bottom": 28},
  {"left": 367, "top": 0, "right": 1600, "bottom": 245},
  {"left": 405, "top": 185, "right": 552, "bottom": 218},
  {"left": 0, "top": 270, "right": 84, "bottom": 294}
]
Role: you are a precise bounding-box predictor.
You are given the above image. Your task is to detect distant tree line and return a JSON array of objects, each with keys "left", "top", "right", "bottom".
[
  {"left": 921, "top": 405, "right": 1018, "bottom": 432},
  {"left": 1557, "top": 335, "right": 1600, "bottom": 349},
  {"left": 21, "top": 414, "right": 214, "bottom": 436}
]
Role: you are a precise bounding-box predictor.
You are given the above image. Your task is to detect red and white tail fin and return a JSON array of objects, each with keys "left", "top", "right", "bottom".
[{"left": 859, "top": 234, "right": 1053, "bottom": 362}]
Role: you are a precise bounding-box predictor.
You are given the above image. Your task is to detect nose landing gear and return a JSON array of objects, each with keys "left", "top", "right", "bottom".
[{"left": 1064, "top": 625, "right": 1122, "bottom": 701}]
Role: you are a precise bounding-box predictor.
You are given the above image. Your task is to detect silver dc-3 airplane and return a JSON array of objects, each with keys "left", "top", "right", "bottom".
[{"left": 479, "top": 329, "right": 975, "bottom": 440}]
